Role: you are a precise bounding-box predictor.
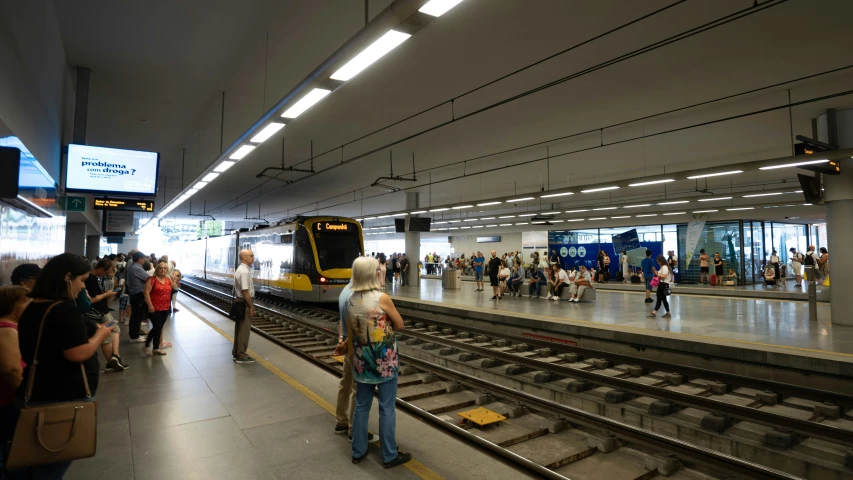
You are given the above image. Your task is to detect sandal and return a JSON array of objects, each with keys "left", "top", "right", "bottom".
[
  {"left": 160, "top": 342, "right": 173, "bottom": 348},
  {"left": 153, "top": 349, "right": 167, "bottom": 355}
]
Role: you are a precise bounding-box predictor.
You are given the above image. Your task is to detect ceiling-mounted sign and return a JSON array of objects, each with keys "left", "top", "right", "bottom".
[
  {"left": 94, "top": 197, "right": 154, "bottom": 212},
  {"left": 103, "top": 210, "right": 134, "bottom": 233},
  {"left": 477, "top": 236, "right": 501, "bottom": 243}
]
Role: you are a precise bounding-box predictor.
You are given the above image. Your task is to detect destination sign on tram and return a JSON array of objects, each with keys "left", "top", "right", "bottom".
[
  {"left": 94, "top": 197, "right": 155, "bottom": 212},
  {"left": 315, "top": 222, "right": 352, "bottom": 232}
]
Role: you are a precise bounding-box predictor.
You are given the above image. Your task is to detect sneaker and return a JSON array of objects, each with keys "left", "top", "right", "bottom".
[
  {"left": 383, "top": 452, "right": 412, "bottom": 469},
  {"left": 662, "top": 312, "right": 671, "bottom": 318},
  {"left": 130, "top": 337, "right": 146, "bottom": 343},
  {"left": 644, "top": 298, "right": 654, "bottom": 303},
  {"left": 107, "top": 356, "right": 127, "bottom": 371},
  {"left": 334, "top": 425, "right": 348, "bottom": 435},
  {"left": 551, "top": 297, "right": 560, "bottom": 301},
  {"left": 234, "top": 356, "right": 257, "bottom": 364},
  {"left": 348, "top": 433, "right": 379, "bottom": 443},
  {"left": 545, "top": 294, "right": 552, "bottom": 300},
  {"left": 490, "top": 296, "right": 497, "bottom": 300}
]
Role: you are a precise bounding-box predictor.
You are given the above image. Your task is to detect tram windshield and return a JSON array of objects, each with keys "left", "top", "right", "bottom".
[{"left": 311, "top": 222, "right": 362, "bottom": 270}]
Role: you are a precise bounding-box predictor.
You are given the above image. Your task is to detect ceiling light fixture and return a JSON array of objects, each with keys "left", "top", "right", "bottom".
[
  {"left": 692, "top": 210, "right": 718, "bottom": 213},
  {"left": 697, "top": 196, "right": 732, "bottom": 202},
  {"left": 506, "top": 197, "right": 534, "bottom": 202},
  {"left": 518, "top": 213, "right": 537, "bottom": 217},
  {"left": 330, "top": 30, "right": 411, "bottom": 81},
  {"left": 193, "top": 181, "right": 208, "bottom": 189},
  {"left": 499, "top": 223, "right": 513, "bottom": 226},
  {"left": 281, "top": 88, "right": 332, "bottom": 119},
  {"left": 628, "top": 179, "right": 675, "bottom": 187},
  {"left": 759, "top": 159, "right": 828, "bottom": 170},
  {"left": 472, "top": 225, "right": 484, "bottom": 228},
  {"left": 540, "top": 211, "right": 560, "bottom": 215},
  {"left": 214, "top": 161, "right": 235, "bottom": 172},
  {"left": 410, "top": 210, "right": 427, "bottom": 214},
  {"left": 463, "top": 218, "right": 479, "bottom": 222},
  {"left": 588, "top": 217, "right": 607, "bottom": 220},
  {"left": 499, "top": 215, "right": 515, "bottom": 219},
  {"left": 249, "top": 123, "right": 285, "bottom": 143},
  {"left": 229, "top": 145, "right": 256, "bottom": 160},
  {"left": 565, "top": 209, "right": 589, "bottom": 214},
  {"left": 201, "top": 173, "right": 219, "bottom": 182},
  {"left": 477, "top": 201, "right": 502, "bottom": 206},
  {"left": 515, "top": 222, "right": 529, "bottom": 225},
  {"left": 611, "top": 216, "right": 630, "bottom": 219},
  {"left": 635, "top": 214, "right": 658, "bottom": 217},
  {"left": 727, "top": 207, "right": 755, "bottom": 211},
  {"left": 663, "top": 212, "right": 685, "bottom": 215},
  {"left": 447, "top": 220, "right": 461, "bottom": 223},
  {"left": 566, "top": 218, "right": 584, "bottom": 222},
  {"left": 592, "top": 207, "right": 616, "bottom": 211},
  {"left": 540, "top": 192, "right": 574, "bottom": 198},
  {"left": 486, "top": 224, "right": 497, "bottom": 227},
  {"left": 581, "top": 186, "right": 619, "bottom": 193},
  {"left": 743, "top": 192, "right": 784, "bottom": 198},
  {"left": 433, "top": 221, "right": 448, "bottom": 224},
  {"left": 686, "top": 170, "right": 743, "bottom": 179},
  {"left": 419, "top": 0, "right": 465, "bottom": 17},
  {"left": 480, "top": 217, "right": 495, "bottom": 220},
  {"left": 452, "top": 205, "right": 473, "bottom": 209},
  {"left": 623, "top": 204, "right": 652, "bottom": 208},
  {"left": 430, "top": 207, "right": 449, "bottom": 212}
]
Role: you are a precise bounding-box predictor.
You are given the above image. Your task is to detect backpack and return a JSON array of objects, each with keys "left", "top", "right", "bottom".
[{"left": 804, "top": 252, "right": 816, "bottom": 266}]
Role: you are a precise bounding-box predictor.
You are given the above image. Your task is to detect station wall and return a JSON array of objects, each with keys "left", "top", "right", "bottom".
[{"left": 450, "top": 232, "right": 522, "bottom": 258}]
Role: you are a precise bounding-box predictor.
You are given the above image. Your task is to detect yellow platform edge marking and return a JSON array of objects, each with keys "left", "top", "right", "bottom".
[
  {"left": 177, "top": 301, "right": 444, "bottom": 480},
  {"left": 395, "top": 296, "right": 853, "bottom": 359}
]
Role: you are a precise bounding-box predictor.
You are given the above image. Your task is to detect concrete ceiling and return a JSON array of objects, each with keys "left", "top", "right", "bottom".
[{"left": 53, "top": 0, "right": 853, "bottom": 231}]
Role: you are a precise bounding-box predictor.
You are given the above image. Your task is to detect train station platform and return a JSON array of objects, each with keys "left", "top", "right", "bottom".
[
  {"left": 388, "top": 279, "right": 853, "bottom": 387},
  {"left": 65, "top": 296, "right": 526, "bottom": 480}
]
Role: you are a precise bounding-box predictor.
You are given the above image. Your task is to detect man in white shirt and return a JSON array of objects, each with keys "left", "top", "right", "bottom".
[
  {"left": 789, "top": 247, "right": 803, "bottom": 287},
  {"left": 550, "top": 265, "right": 569, "bottom": 301},
  {"left": 233, "top": 249, "right": 256, "bottom": 364}
]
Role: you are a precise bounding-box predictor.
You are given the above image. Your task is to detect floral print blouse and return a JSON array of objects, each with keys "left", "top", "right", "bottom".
[{"left": 347, "top": 289, "right": 398, "bottom": 384}]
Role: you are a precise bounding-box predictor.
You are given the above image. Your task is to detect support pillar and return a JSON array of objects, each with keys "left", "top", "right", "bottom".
[
  {"left": 818, "top": 109, "right": 853, "bottom": 326},
  {"left": 65, "top": 223, "right": 86, "bottom": 256},
  {"left": 404, "top": 192, "right": 420, "bottom": 287},
  {"left": 85, "top": 234, "right": 101, "bottom": 261}
]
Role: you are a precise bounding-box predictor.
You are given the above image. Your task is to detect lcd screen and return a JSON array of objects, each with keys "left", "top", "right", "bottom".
[{"left": 66, "top": 144, "right": 159, "bottom": 195}]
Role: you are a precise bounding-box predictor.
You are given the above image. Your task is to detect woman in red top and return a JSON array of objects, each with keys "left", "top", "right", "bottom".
[
  {"left": 0, "top": 285, "right": 30, "bottom": 465},
  {"left": 143, "top": 262, "right": 179, "bottom": 356}
]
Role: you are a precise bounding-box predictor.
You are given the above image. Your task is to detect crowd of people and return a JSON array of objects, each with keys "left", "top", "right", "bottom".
[{"left": 0, "top": 249, "right": 182, "bottom": 478}]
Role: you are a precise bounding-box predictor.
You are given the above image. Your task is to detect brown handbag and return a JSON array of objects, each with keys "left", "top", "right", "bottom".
[{"left": 6, "top": 302, "right": 98, "bottom": 470}]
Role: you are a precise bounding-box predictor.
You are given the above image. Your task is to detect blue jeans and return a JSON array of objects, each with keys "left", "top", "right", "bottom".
[{"left": 352, "top": 377, "right": 397, "bottom": 463}]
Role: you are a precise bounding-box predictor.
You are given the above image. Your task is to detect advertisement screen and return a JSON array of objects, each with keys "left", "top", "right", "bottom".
[{"left": 66, "top": 144, "right": 159, "bottom": 195}]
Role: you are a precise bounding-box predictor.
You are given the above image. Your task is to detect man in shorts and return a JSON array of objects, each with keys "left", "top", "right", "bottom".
[
  {"left": 488, "top": 250, "right": 502, "bottom": 300},
  {"left": 473, "top": 251, "right": 485, "bottom": 292}
]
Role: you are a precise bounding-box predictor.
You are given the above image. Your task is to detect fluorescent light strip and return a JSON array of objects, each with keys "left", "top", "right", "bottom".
[
  {"left": 623, "top": 204, "right": 651, "bottom": 208},
  {"left": 531, "top": 221, "right": 546, "bottom": 225},
  {"left": 452, "top": 205, "right": 473, "bottom": 209},
  {"left": 463, "top": 218, "right": 479, "bottom": 222},
  {"left": 566, "top": 218, "right": 584, "bottom": 222},
  {"left": 201, "top": 173, "right": 219, "bottom": 182},
  {"left": 249, "top": 123, "right": 285, "bottom": 143},
  {"left": 628, "top": 179, "right": 675, "bottom": 187},
  {"left": 663, "top": 212, "right": 685, "bottom": 215},
  {"left": 592, "top": 207, "right": 616, "bottom": 211},
  {"left": 518, "top": 213, "right": 537, "bottom": 217},
  {"left": 472, "top": 225, "right": 484, "bottom": 228},
  {"left": 540, "top": 192, "right": 574, "bottom": 198},
  {"left": 515, "top": 222, "right": 529, "bottom": 225},
  {"left": 658, "top": 200, "right": 689, "bottom": 205},
  {"left": 743, "top": 192, "right": 784, "bottom": 198},
  {"left": 433, "top": 221, "right": 448, "bottom": 225},
  {"left": 692, "top": 210, "right": 718, "bottom": 213},
  {"left": 430, "top": 208, "right": 449, "bottom": 212},
  {"left": 447, "top": 220, "right": 461, "bottom": 223},
  {"left": 16, "top": 195, "right": 53, "bottom": 217},
  {"left": 460, "top": 226, "right": 471, "bottom": 229},
  {"left": 541, "top": 212, "right": 560, "bottom": 215},
  {"left": 330, "top": 31, "right": 411, "bottom": 81},
  {"left": 486, "top": 224, "right": 497, "bottom": 227},
  {"left": 410, "top": 210, "right": 427, "bottom": 214},
  {"left": 477, "top": 201, "right": 502, "bottom": 206},
  {"left": 214, "top": 161, "right": 235, "bottom": 172},
  {"left": 419, "top": 0, "right": 464, "bottom": 16},
  {"left": 193, "top": 181, "right": 208, "bottom": 189},
  {"left": 611, "top": 216, "right": 630, "bottom": 219},
  {"left": 727, "top": 207, "right": 755, "bottom": 211},
  {"left": 480, "top": 217, "right": 495, "bottom": 220},
  {"left": 499, "top": 223, "right": 513, "bottom": 226},
  {"left": 281, "top": 88, "right": 332, "bottom": 119},
  {"left": 697, "top": 196, "right": 731, "bottom": 202},
  {"left": 759, "top": 159, "right": 828, "bottom": 170},
  {"left": 581, "top": 186, "right": 619, "bottom": 193},
  {"left": 635, "top": 214, "right": 658, "bottom": 217},
  {"left": 565, "top": 209, "right": 589, "bottom": 213},
  {"left": 364, "top": 217, "right": 376, "bottom": 220},
  {"left": 588, "top": 217, "right": 607, "bottom": 220},
  {"left": 499, "top": 215, "right": 515, "bottom": 219},
  {"left": 551, "top": 220, "right": 564, "bottom": 223},
  {"left": 686, "top": 170, "right": 743, "bottom": 179},
  {"left": 506, "top": 197, "right": 534, "bottom": 202},
  {"left": 448, "top": 227, "right": 459, "bottom": 230}
]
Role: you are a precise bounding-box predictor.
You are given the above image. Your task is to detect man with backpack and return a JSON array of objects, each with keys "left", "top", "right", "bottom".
[{"left": 804, "top": 245, "right": 821, "bottom": 282}]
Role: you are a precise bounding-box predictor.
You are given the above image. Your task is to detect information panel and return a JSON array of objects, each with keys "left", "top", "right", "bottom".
[
  {"left": 66, "top": 144, "right": 159, "bottom": 195},
  {"left": 94, "top": 197, "right": 155, "bottom": 212}
]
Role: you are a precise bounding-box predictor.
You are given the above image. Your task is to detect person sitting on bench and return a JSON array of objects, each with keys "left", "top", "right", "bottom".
[{"left": 568, "top": 265, "right": 593, "bottom": 303}]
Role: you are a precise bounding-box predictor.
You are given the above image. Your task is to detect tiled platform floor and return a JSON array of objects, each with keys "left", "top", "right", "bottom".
[
  {"left": 66, "top": 296, "right": 526, "bottom": 480},
  {"left": 390, "top": 279, "right": 853, "bottom": 357}
]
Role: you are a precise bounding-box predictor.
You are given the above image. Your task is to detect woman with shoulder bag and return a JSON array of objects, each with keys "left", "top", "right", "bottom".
[
  {"left": 648, "top": 255, "right": 672, "bottom": 318},
  {"left": 10, "top": 253, "right": 112, "bottom": 478},
  {"left": 142, "top": 262, "right": 179, "bottom": 356}
]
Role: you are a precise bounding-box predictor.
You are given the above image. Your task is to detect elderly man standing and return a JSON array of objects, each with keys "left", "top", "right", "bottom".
[{"left": 233, "top": 249, "right": 256, "bottom": 364}]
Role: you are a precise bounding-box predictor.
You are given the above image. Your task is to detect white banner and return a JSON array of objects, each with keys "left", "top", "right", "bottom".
[{"left": 684, "top": 216, "right": 707, "bottom": 271}]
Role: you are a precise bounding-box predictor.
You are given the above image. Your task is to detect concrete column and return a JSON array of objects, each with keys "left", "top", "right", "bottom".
[
  {"left": 85, "top": 234, "right": 101, "bottom": 260},
  {"left": 818, "top": 109, "right": 853, "bottom": 326},
  {"left": 405, "top": 192, "right": 420, "bottom": 287},
  {"left": 65, "top": 223, "right": 86, "bottom": 255}
]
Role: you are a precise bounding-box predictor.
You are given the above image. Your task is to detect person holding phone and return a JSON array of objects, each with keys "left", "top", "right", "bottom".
[{"left": 84, "top": 259, "right": 126, "bottom": 371}]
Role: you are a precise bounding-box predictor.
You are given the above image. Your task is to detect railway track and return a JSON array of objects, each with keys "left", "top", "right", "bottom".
[{"left": 177, "top": 278, "right": 836, "bottom": 479}]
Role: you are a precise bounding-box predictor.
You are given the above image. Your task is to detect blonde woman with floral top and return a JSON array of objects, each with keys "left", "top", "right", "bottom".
[{"left": 345, "top": 256, "right": 411, "bottom": 469}]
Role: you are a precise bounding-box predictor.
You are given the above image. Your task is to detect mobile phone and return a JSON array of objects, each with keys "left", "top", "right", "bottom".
[{"left": 104, "top": 319, "right": 118, "bottom": 329}]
